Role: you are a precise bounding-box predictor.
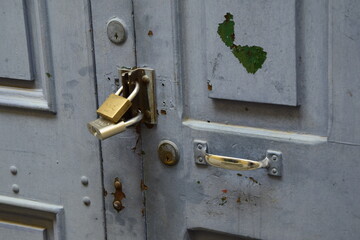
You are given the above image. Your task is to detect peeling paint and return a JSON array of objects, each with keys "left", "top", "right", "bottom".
[{"left": 218, "top": 13, "right": 267, "bottom": 74}]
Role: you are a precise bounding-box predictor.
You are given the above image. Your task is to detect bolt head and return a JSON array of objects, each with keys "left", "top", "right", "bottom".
[
  {"left": 81, "top": 176, "right": 89, "bottom": 186},
  {"left": 83, "top": 196, "right": 91, "bottom": 206},
  {"left": 142, "top": 75, "right": 150, "bottom": 83},
  {"left": 271, "top": 168, "right": 278, "bottom": 175},
  {"left": 12, "top": 184, "right": 19, "bottom": 194},
  {"left": 10, "top": 166, "right": 17, "bottom": 175},
  {"left": 145, "top": 110, "right": 152, "bottom": 119}
]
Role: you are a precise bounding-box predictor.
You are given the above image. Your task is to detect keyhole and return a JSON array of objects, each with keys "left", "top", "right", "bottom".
[
  {"left": 114, "top": 33, "right": 119, "bottom": 39},
  {"left": 165, "top": 153, "right": 172, "bottom": 163}
]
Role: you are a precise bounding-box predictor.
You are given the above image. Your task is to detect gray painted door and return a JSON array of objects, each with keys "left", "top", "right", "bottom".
[
  {"left": 132, "top": 0, "right": 360, "bottom": 239},
  {"left": 0, "top": 0, "right": 134, "bottom": 239}
]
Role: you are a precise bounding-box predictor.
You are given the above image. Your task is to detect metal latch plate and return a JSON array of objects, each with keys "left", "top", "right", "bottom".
[{"left": 119, "top": 68, "right": 157, "bottom": 125}]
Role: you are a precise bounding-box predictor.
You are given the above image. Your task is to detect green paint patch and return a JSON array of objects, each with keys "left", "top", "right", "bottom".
[
  {"left": 217, "top": 13, "right": 267, "bottom": 74},
  {"left": 46, "top": 72, "right": 52, "bottom": 78}
]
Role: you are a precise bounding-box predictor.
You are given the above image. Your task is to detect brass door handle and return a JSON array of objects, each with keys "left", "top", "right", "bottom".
[{"left": 194, "top": 140, "right": 282, "bottom": 176}]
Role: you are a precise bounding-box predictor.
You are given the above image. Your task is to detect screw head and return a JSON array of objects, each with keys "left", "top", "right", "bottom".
[
  {"left": 10, "top": 166, "right": 17, "bottom": 175},
  {"left": 83, "top": 196, "right": 91, "bottom": 206},
  {"left": 271, "top": 168, "right": 278, "bottom": 175},
  {"left": 81, "top": 176, "right": 89, "bottom": 186},
  {"left": 197, "top": 144, "right": 203, "bottom": 150},
  {"left": 12, "top": 184, "right": 20, "bottom": 194},
  {"left": 197, "top": 156, "right": 204, "bottom": 163},
  {"left": 271, "top": 155, "right": 278, "bottom": 161}
]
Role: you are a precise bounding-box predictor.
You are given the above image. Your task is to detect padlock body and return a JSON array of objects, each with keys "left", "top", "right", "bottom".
[{"left": 97, "top": 94, "right": 132, "bottom": 123}]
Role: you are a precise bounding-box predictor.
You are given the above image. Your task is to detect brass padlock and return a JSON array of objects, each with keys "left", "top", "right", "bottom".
[
  {"left": 96, "top": 82, "right": 140, "bottom": 123},
  {"left": 88, "top": 111, "right": 143, "bottom": 140}
]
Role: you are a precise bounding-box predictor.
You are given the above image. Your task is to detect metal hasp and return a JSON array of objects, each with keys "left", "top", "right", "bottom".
[
  {"left": 194, "top": 140, "right": 282, "bottom": 177},
  {"left": 120, "top": 68, "right": 157, "bottom": 125}
]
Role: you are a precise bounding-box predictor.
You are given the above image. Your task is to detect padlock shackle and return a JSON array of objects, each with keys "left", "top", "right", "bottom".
[
  {"left": 128, "top": 81, "right": 140, "bottom": 101},
  {"left": 124, "top": 110, "right": 143, "bottom": 127},
  {"left": 115, "top": 86, "right": 123, "bottom": 95},
  {"left": 114, "top": 81, "right": 139, "bottom": 101}
]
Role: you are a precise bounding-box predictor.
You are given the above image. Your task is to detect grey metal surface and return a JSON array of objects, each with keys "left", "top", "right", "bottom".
[
  {"left": 0, "top": 0, "right": 106, "bottom": 239},
  {"left": 0, "top": 0, "right": 33, "bottom": 80},
  {"left": 134, "top": 0, "right": 360, "bottom": 239}
]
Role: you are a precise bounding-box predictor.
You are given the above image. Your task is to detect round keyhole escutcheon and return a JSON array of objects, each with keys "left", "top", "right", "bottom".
[
  {"left": 107, "top": 18, "right": 126, "bottom": 44},
  {"left": 158, "top": 140, "right": 180, "bottom": 166}
]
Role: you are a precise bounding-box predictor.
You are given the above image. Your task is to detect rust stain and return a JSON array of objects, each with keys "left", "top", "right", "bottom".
[
  {"left": 160, "top": 109, "right": 167, "bottom": 115},
  {"left": 236, "top": 197, "right": 241, "bottom": 203},
  {"left": 112, "top": 177, "right": 126, "bottom": 212},
  {"left": 148, "top": 30, "right": 153, "bottom": 36},
  {"left": 141, "top": 208, "right": 145, "bottom": 217},
  {"left": 140, "top": 179, "right": 148, "bottom": 191},
  {"left": 221, "top": 189, "right": 228, "bottom": 193},
  {"left": 207, "top": 82, "right": 213, "bottom": 91},
  {"left": 103, "top": 189, "right": 108, "bottom": 197}
]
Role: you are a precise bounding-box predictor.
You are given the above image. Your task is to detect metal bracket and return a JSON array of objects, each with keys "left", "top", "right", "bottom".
[
  {"left": 194, "top": 140, "right": 282, "bottom": 177},
  {"left": 119, "top": 67, "right": 157, "bottom": 125}
]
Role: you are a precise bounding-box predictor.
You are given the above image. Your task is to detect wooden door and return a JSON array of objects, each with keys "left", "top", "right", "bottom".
[{"left": 133, "top": 0, "right": 360, "bottom": 239}]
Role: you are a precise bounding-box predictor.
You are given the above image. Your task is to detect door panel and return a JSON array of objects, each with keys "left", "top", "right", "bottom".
[
  {"left": 205, "top": 0, "right": 297, "bottom": 106},
  {"left": 0, "top": 0, "right": 33, "bottom": 81},
  {"left": 0, "top": 0, "right": 106, "bottom": 239},
  {"left": 329, "top": 0, "right": 360, "bottom": 145},
  {"left": 134, "top": 0, "right": 360, "bottom": 239},
  {"left": 0, "top": 0, "right": 55, "bottom": 111}
]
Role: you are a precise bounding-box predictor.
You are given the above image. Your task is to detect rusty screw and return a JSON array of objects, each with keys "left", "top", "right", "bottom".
[{"left": 113, "top": 201, "right": 121, "bottom": 209}]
